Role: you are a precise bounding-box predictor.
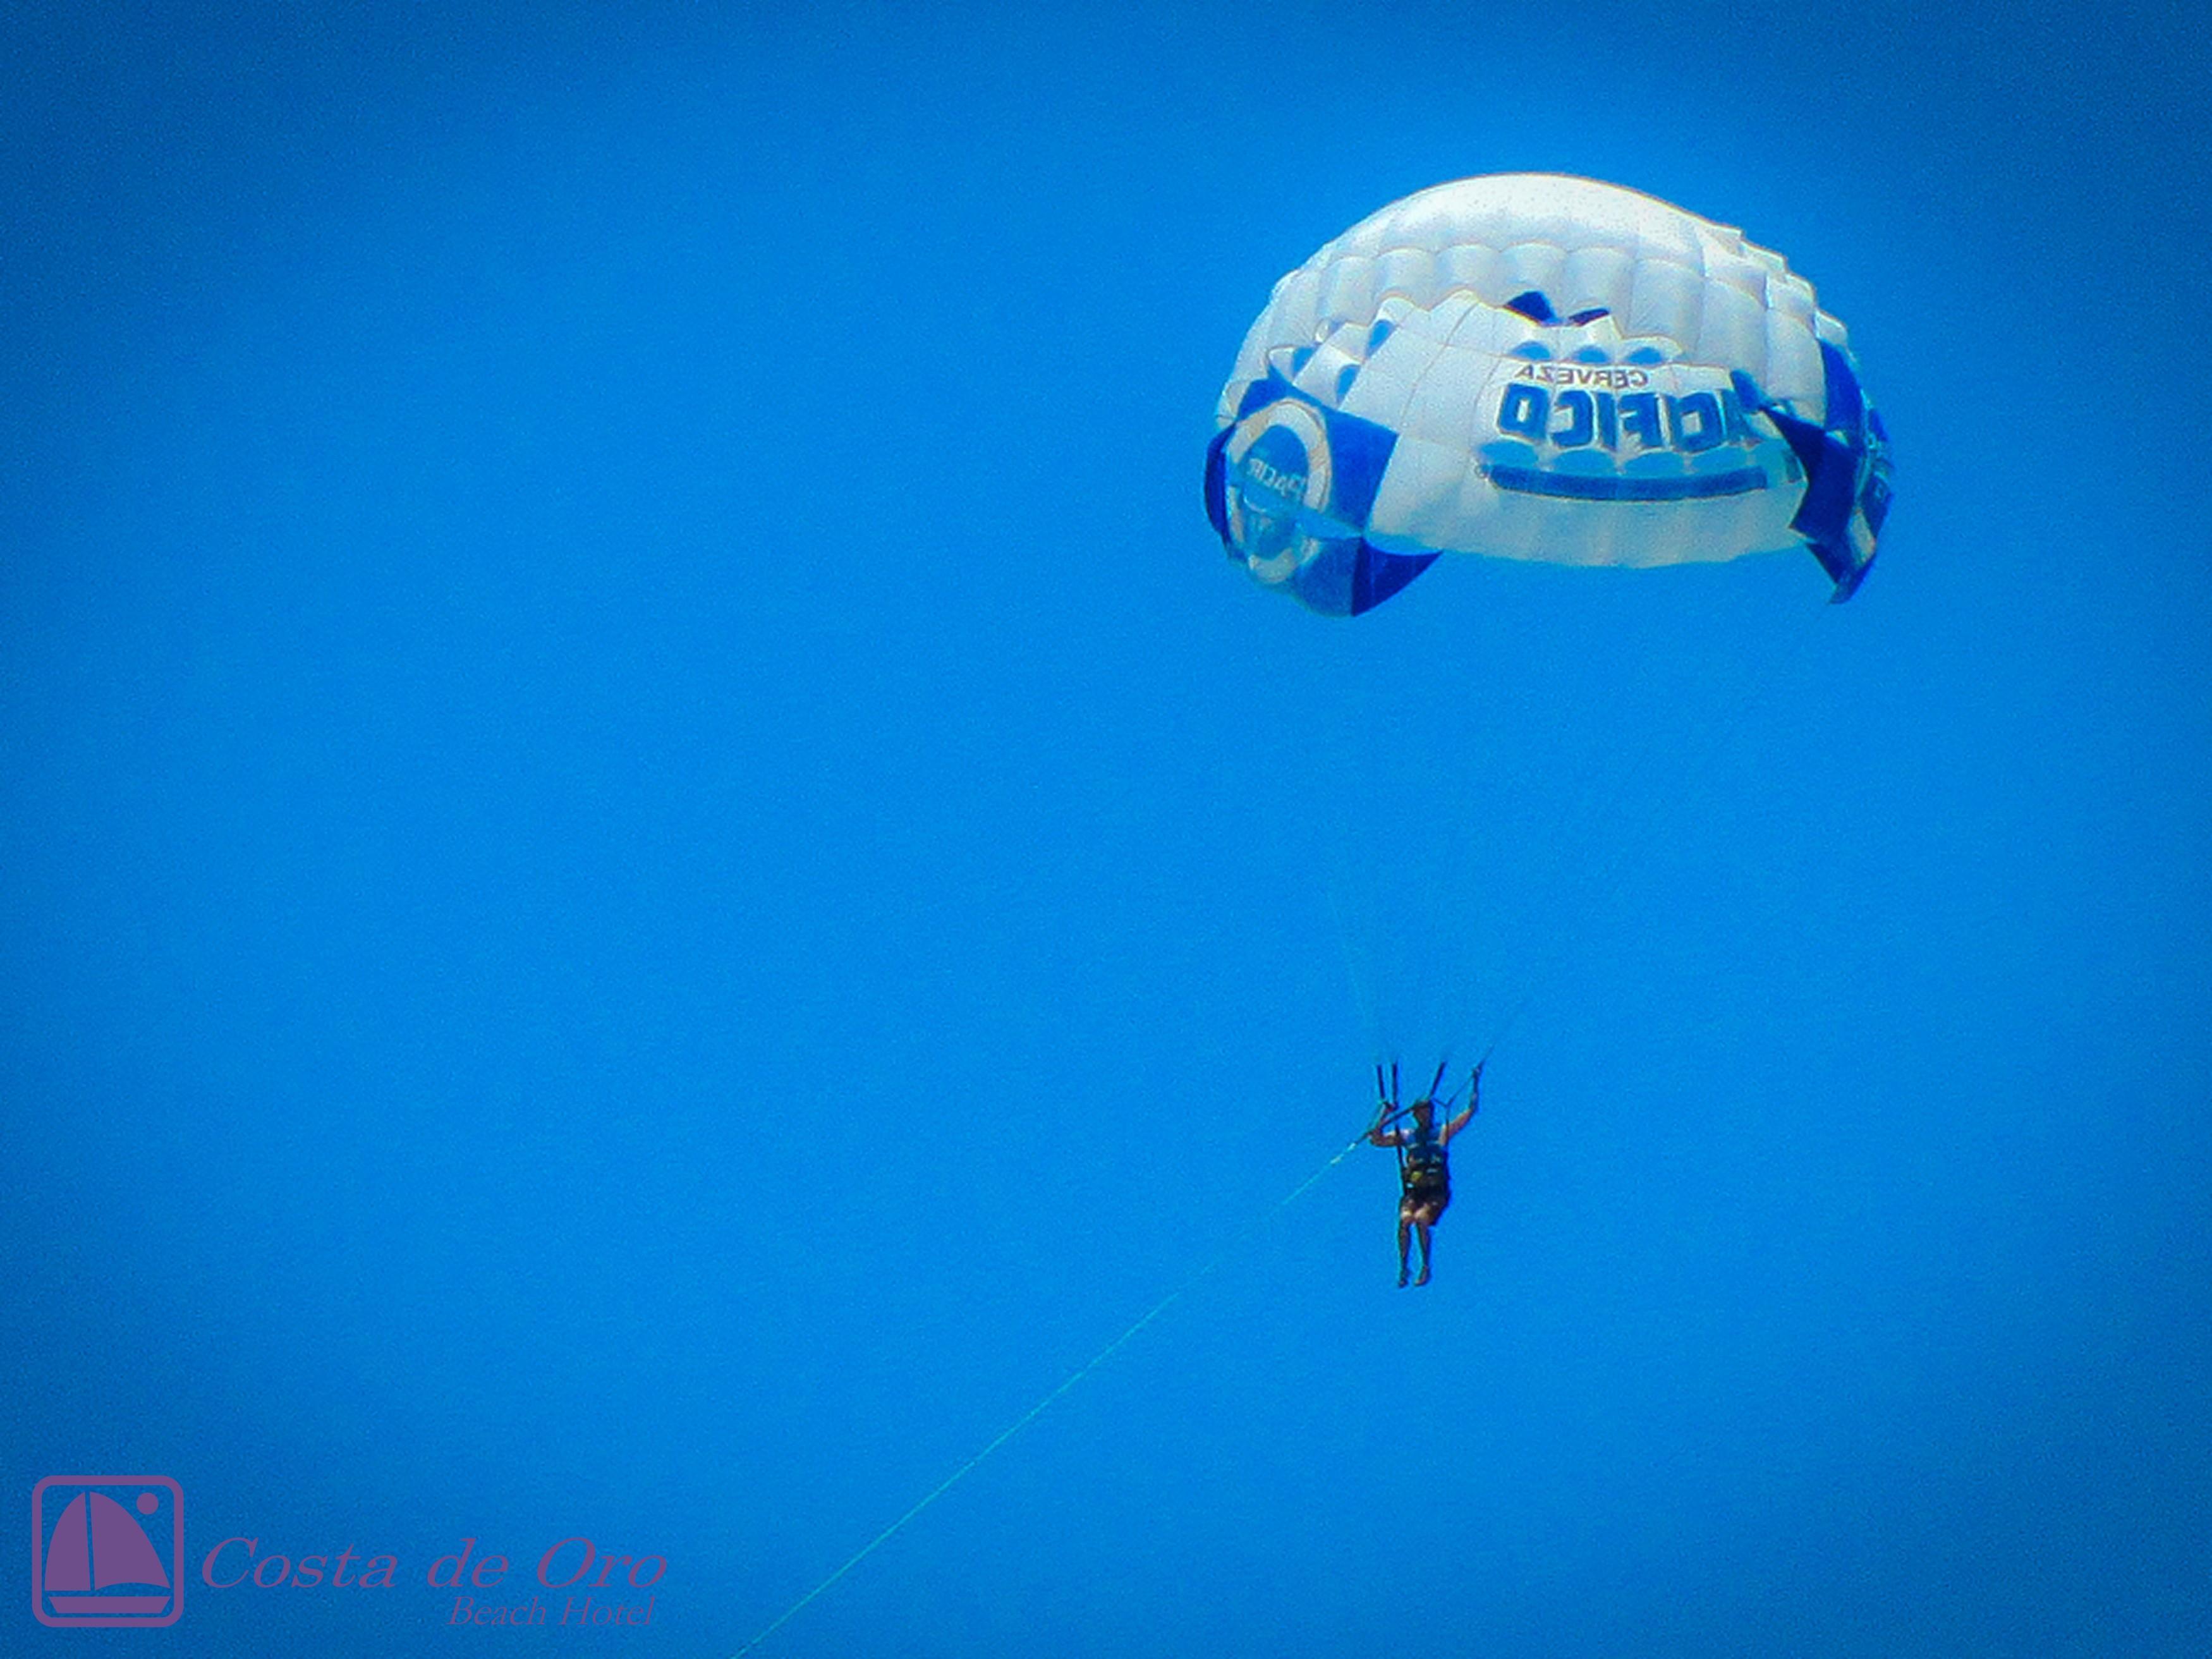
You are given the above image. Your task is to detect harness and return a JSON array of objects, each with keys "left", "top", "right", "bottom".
[
  {"left": 1399, "top": 1119, "right": 1449, "bottom": 1195},
  {"left": 1373, "top": 1059, "right": 1478, "bottom": 1202}
]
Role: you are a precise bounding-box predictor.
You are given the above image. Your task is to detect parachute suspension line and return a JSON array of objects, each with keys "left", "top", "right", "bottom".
[
  {"left": 1454, "top": 698, "right": 1645, "bottom": 1069},
  {"left": 1468, "top": 595, "right": 1835, "bottom": 1073},
  {"left": 1325, "top": 616, "right": 1722, "bottom": 1071},
  {"left": 729, "top": 1129, "right": 1372, "bottom": 1658},
  {"left": 1327, "top": 866, "right": 1385, "bottom": 1059}
]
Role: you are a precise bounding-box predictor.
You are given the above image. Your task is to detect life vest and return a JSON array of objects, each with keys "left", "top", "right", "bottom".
[{"left": 1401, "top": 1117, "right": 1449, "bottom": 1189}]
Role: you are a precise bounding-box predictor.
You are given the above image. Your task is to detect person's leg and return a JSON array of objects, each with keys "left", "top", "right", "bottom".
[
  {"left": 1396, "top": 1208, "right": 1414, "bottom": 1287},
  {"left": 1413, "top": 1218, "right": 1434, "bottom": 1287}
]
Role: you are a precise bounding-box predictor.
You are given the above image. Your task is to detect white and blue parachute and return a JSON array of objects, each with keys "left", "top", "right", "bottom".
[{"left": 1205, "top": 174, "right": 1893, "bottom": 614}]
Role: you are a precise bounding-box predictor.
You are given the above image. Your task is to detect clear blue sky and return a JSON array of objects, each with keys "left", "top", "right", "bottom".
[{"left": 6, "top": 3, "right": 2208, "bottom": 1653}]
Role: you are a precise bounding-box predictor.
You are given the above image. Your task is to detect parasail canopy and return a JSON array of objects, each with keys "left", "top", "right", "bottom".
[{"left": 1205, "top": 174, "right": 1893, "bottom": 615}]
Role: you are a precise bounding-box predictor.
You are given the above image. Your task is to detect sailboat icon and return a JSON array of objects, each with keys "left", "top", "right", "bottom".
[{"left": 33, "top": 1478, "right": 182, "bottom": 1627}]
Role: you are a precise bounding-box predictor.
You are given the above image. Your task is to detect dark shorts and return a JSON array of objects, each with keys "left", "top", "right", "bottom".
[{"left": 1402, "top": 1174, "right": 1450, "bottom": 1218}]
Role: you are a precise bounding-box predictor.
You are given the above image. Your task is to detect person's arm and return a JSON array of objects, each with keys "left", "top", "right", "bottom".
[{"left": 1442, "top": 1065, "right": 1482, "bottom": 1142}]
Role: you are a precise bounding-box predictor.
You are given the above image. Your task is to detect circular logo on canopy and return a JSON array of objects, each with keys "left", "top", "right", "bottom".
[{"left": 1224, "top": 399, "right": 1334, "bottom": 586}]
